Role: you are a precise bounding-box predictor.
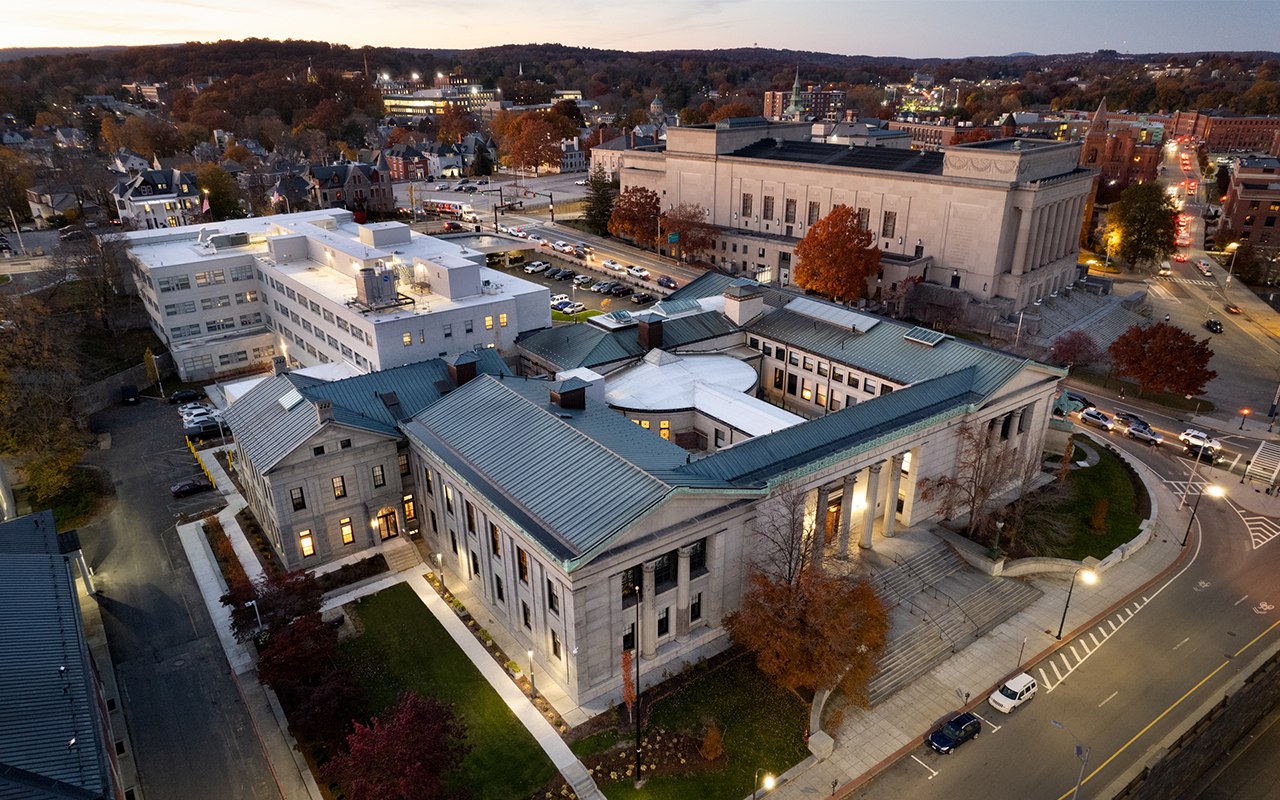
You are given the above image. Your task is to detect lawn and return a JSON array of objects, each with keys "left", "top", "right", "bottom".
[
  {"left": 1059, "top": 439, "right": 1145, "bottom": 561},
  {"left": 338, "top": 583, "right": 556, "bottom": 800},
  {"left": 552, "top": 309, "right": 603, "bottom": 322},
  {"left": 1071, "top": 370, "right": 1215, "bottom": 413},
  {"left": 600, "top": 656, "right": 809, "bottom": 800}
]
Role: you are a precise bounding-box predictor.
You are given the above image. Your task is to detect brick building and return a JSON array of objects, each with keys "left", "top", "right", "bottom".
[{"left": 1221, "top": 156, "right": 1280, "bottom": 248}]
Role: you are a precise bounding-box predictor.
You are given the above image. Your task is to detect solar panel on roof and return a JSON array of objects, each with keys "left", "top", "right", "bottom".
[
  {"left": 784, "top": 297, "right": 880, "bottom": 332},
  {"left": 904, "top": 326, "right": 948, "bottom": 347},
  {"left": 278, "top": 387, "right": 305, "bottom": 411}
]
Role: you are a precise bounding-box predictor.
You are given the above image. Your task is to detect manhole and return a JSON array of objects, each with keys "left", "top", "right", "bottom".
[{"left": 173, "top": 659, "right": 185, "bottom": 666}]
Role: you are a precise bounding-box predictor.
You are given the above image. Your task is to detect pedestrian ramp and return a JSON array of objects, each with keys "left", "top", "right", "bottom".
[{"left": 1245, "top": 440, "right": 1280, "bottom": 485}]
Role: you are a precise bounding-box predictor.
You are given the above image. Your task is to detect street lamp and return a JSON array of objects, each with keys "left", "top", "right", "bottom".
[
  {"left": 753, "top": 769, "right": 776, "bottom": 799},
  {"left": 245, "top": 600, "right": 263, "bottom": 632},
  {"left": 1225, "top": 242, "right": 1241, "bottom": 289},
  {"left": 1241, "top": 408, "right": 1251, "bottom": 430},
  {"left": 435, "top": 553, "right": 445, "bottom": 593},
  {"left": 1183, "top": 485, "right": 1223, "bottom": 547},
  {"left": 527, "top": 649, "right": 536, "bottom": 701},
  {"left": 1050, "top": 720, "right": 1090, "bottom": 800},
  {"left": 1056, "top": 566, "right": 1098, "bottom": 640}
]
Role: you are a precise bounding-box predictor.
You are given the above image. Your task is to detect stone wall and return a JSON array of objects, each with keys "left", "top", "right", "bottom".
[{"left": 72, "top": 353, "right": 174, "bottom": 417}]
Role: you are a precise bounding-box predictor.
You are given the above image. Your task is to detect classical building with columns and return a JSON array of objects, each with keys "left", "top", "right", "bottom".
[{"left": 603, "top": 117, "right": 1095, "bottom": 316}]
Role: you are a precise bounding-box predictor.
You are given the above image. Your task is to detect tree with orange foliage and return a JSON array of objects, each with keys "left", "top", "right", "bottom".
[
  {"left": 621, "top": 649, "right": 636, "bottom": 722},
  {"left": 950, "top": 127, "right": 995, "bottom": 145},
  {"left": 607, "top": 186, "right": 660, "bottom": 244},
  {"left": 793, "top": 204, "right": 881, "bottom": 303},
  {"left": 508, "top": 117, "right": 564, "bottom": 177},
  {"left": 708, "top": 102, "right": 755, "bottom": 122},
  {"left": 658, "top": 203, "right": 717, "bottom": 259},
  {"left": 436, "top": 105, "right": 477, "bottom": 144}
]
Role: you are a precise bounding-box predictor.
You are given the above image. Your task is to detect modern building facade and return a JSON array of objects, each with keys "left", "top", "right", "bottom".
[
  {"left": 609, "top": 117, "right": 1095, "bottom": 314},
  {"left": 121, "top": 209, "right": 550, "bottom": 381},
  {"left": 1221, "top": 156, "right": 1280, "bottom": 247}
]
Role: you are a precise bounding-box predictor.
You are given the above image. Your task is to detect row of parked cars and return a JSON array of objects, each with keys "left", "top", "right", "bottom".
[
  {"left": 925, "top": 672, "right": 1039, "bottom": 756},
  {"left": 1075, "top": 400, "right": 1225, "bottom": 462}
]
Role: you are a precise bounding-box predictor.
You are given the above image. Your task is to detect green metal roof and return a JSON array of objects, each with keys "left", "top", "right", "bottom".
[{"left": 518, "top": 311, "right": 738, "bottom": 372}]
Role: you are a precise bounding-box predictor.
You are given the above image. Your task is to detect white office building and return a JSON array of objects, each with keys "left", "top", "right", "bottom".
[{"left": 122, "top": 210, "right": 550, "bottom": 381}]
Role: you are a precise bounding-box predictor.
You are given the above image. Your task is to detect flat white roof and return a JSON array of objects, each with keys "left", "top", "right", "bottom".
[
  {"left": 692, "top": 383, "right": 804, "bottom": 438},
  {"left": 606, "top": 351, "right": 757, "bottom": 410}
]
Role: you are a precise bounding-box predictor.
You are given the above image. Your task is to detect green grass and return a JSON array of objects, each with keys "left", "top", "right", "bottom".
[
  {"left": 0, "top": 274, "right": 10, "bottom": 285},
  {"left": 600, "top": 657, "right": 808, "bottom": 800},
  {"left": 32, "top": 466, "right": 110, "bottom": 530},
  {"left": 1071, "top": 370, "right": 1215, "bottom": 413},
  {"left": 552, "top": 309, "right": 603, "bottom": 321},
  {"left": 1059, "top": 442, "right": 1144, "bottom": 561},
  {"left": 571, "top": 728, "right": 619, "bottom": 757},
  {"left": 338, "top": 584, "right": 556, "bottom": 800}
]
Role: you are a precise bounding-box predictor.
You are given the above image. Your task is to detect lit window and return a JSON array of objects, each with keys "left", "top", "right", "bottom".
[
  {"left": 340, "top": 517, "right": 354, "bottom": 544},
  {"left": 299, "top": 530, "right": 314, "bottom": 557},
  {"left": 403, "top": 332, "right": 412, "bottom": 346},
  {"left": 466, "top": 501, "right": 476, "bottom": 532},
  {"left": 490, "top": 523, "right": 501, "bottom": 558},
  {"left": 332, "top": 476, "right": 346, "bottom": 498},
  {"left": 403, "top": 494, "right": 416, "bottom": 520},
  {"left": 659, "top": 420, "right": 670, "bottom": 440},
  {"left": 445, "top": 485, "right": 454, "bottom": 514},
  {"left": 485, "top": 316, "right": 494, "bottom": 329},
  {"left": 551, "top": 630, "right": 562, "bottom": 659},
  {"left": 398, "top": 453, "right": 410, "bottom": 475},
  {"left": 519, "top": 548, "right": 529, "bottom": 582},
  {"left": 499, "top": 313, "right": 508, "bottom": 327}
]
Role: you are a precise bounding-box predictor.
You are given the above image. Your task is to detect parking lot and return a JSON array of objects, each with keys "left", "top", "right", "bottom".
[{"left": 498, "top": 246, "right": 670, "bottom": 315}]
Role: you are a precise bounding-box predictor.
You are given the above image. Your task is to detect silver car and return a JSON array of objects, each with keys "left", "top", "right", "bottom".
[{"left": 1126, "top": 424, "right": 1164, "bottom": 445}]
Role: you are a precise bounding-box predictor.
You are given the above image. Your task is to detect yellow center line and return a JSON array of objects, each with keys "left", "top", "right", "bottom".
[{"left": 1055, "top": 618, "right": 1280, "bottom": 800}]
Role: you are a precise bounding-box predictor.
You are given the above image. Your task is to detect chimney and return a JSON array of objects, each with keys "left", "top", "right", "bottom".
[
  {"left": 272, "top": 356, "right": 288, "bottom": 376},
  {"left": 550, "top": 382, "right": 586, "bottom": 409},
  {"left": 723, "top": 285, "right": 765, "bottom": 326},
  {"left": 315, "top": 398, "right": 334, "bottom": 424},
  {"left": 447, "top": 358, "right": 478, "bottom": 386},
  {"left": 638, "top": 316, "right": 664, "bottom": 350}
]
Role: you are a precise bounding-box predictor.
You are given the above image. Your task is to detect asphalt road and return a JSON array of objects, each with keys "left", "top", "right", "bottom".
[
  {"left": 845, "top": 401, "right": 1280, "bottom": 800},
  {"left": 79, "top": 401, "right": 280, "bottom": 800}
]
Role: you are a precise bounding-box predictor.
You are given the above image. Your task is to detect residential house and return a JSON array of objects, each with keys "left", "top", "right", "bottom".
[{"left": 112, "top": 168, "right": 201, "bottom": 229}]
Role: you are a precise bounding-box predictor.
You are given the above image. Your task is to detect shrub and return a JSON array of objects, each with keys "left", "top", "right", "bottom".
[
  {"left": 1090, "top": 497, "right": 1109, "bottom": 532},
  {"left": 506, "top": 660, "right": 521, "bottom": 674},
  {"left": 314, "top": 554, "right": 390, "bottom": 593},
  {"left": 825, "top": 707, "right": 845, "bottom": 732},
  {"left": 479, "top": 629, "right": 493, "bottom": 643},
  {"left": 699, "top": 723, "right": 724, "bottom": 761}
]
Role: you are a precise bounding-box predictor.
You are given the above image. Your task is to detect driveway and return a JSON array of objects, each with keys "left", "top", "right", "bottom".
[{"left": 80, "top": 400, "right": 281, "bottom": 800}]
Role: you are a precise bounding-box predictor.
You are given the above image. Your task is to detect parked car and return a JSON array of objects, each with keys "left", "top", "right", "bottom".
[
  {"left": 182, "top": 420, "right": 223, "bottom": 438},
  {"left": 1184, "top": 443, "right": 1225, "bottom": 464},
  {"left": 1114, "top": 412, "right": 1148, "bottom": 429},
  {"left": 573, "top": 274, "right": 595, "bottom": 287},
  {"left": 602, "top": 258, "right": 625, "bottom": 271},
  {"left": 609, "top": 284, "right": 633, "bottom": 297},
  {"left": 927, "top": 712, "right": 981, "bottom": 754},
  {"left": 170, "top": 478, "right": 214, "bottom": 497},
  {"left": 655, "top": 275, "right": 678, "bottom": 289},
  {"left": 590, "top": 281, "right": 613, "bottom": 292},
  {"left": 627, "top": 265, "right": 651, "bottom": 279},
  {"left": 988, "top": 673, "right": 1037, "bottom": 713},
  {"left": 59, "top": 226, "right": 92, "bottom": 242},
  {"left": 1065, "top": 391, "right": 1094, "bottom": 410},
  {"left": 476, "top": 179, "right": 489, "bottom": 185},
  {"left": 523, "top": 261, "right": 549, "bottom": 273},
  {"left": 1179, "top": 429, "right": 1222, "bottom": 450},
  {"left": 631, "top": 292, "right": 655, "bottom": 304},
  {"left": 561, "top": 302, "right": 586, "bottom": 314},
  {"left": 574, "top": 179, "right": 588, "bottom": 186},
  {"left": 551, "top": 300, "right": 574, "bottom": 313},
  {"left": 544, "top": 267, "right": 565, "bottom": 279},
  {"left": 556, "top": 270, "right": 577, "bottom": 281},
  {"left": 1204, "top": 319, "right": 1223, "bottom": 333},
  {"left": 1080, "top": 408, "right": 1115, "bottom": 431},
  {"left": 177, "top": 402, "right": 214, "bottom": 415},
  {"left": 1127, "top": 424, "right": 1164, "bottom": 445},
  {"left": 170, "top": 389, "right": 203, "bottom": 404},
  {"left": 550, "top": 294, "right": 569, "bottom": 305}
]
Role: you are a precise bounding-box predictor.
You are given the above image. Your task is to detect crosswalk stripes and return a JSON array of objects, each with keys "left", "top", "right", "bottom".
[
  {"left": 1246, "top": 440, "right": 1280, "bottom": 485},
  {"left": 1165, "top": 480, "right": 1209, "bottom": 497},
  {"left": 1038, "top": 599, "right": 1148, "bottom": 693},
  {"left": 1156, "top": 277, "right": 1217, "bottom": 287},
  {"left": 1224, "top": 498, "right": 1280, "bottom": 550}
]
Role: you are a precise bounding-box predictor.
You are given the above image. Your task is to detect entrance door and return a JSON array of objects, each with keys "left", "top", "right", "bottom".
[{"left": 376, "top": 508, "right": 399, "bottom": 540}]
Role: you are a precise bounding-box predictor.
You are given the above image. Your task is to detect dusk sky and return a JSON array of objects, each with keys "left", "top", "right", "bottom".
[{"left": 6, "top": 1, "right": 1280, "bottom": 58}]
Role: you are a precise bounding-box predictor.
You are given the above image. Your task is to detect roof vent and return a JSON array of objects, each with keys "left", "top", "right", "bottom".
[{"left": 904, "top": 326, "right": 948, "bottom": 347}]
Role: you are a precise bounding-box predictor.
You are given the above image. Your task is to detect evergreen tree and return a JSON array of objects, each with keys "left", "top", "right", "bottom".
[
  {"left": 471, "top": 144, "right": 493, "bottom": 177},
  {"left": 583, "top": 164, "right": 616, "bottom": 235}
]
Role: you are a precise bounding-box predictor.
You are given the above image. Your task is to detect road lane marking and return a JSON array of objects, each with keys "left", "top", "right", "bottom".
[
  {"left": 1080, "top": 639, "right": 1091, "bottom": 655},
  {"left": 1057, "top": 617, "right": 1280, "bottom": 800},
  {"left": 1070, "top": 645, "right": 1081, "bottom": 663},
  {"left": 1173, "top": 637, "right": 1190, "bottom": 650},
  {"left": 1090, "top": 633, "right": 1101, "bottom": 648},
  {"left": 1236, "top": 595, "right": 1250, "bottom": 606},
  {"left": 971, "top": 711, "right": 1000, "bottom": 732},
  {"left": 1039, "top": 667, "right": 1050, "bottom": 687},
  {"left": 1109, "top": 621, "right": 1118, "bottom": 633},
  {"left": 1052, "top": 661, "right": 1064, "bottom": 681},
  {"left": 1099, "top": 691, "right": 1118, "bottom": 707},
  {"left": 1223, "top": 498, "right": 1280, "bottom": 549},
  {"left": 911, "top": 754, "right": 937, "bottom": 779}
]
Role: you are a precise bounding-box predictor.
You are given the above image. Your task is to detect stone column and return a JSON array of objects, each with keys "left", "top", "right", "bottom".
[
  {"left": 859, "top": 463, "right": 883, "bottom": 549},
  {"left": 1035, "top": 203, "right": 1057, "bottom": 269},
  {"left": 675, "top": 545, "right": 692, "bottom": 642},
  {"left": 1010, "top": 206, "right": 1034, "bottom": 276},
  {"left": 883, "top": 455, "right": 905, "bottom": 538},
  {"left": 1025, "top": 206, "right": 1046, "bottom": 273},
  {"left": 1053, "top": 199, "right": 1072, "bottom": 261},
  {"left": 641, "top": 561, "right": 657, "bottom": 660},
  {"left": 836, "top": 472, "right": 858, "bottom": 559},
  {"left": 1068, "top": 195, "right": 1085, "bottom": 257},
  {"left": 810, "top": 483, "right": 830, "bottom": 572}
]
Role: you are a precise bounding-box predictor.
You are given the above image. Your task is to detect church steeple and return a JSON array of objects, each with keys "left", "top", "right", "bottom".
[
  {"left": 784, "top": 67, "right": 805, "bottom": 120},
  {"left": 1088, "top": 98, "right": 1108, "bottom": 134}
]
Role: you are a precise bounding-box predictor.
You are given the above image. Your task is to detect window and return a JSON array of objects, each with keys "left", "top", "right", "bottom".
[
  {"left": 313, "top": 445, "right": 325, "bottom": 457},
  {"left": 490, "top": 523, "right": 502, "bottom": 558},
  {"left": 762, "top": 342, "right": 772, "bottom": 357},
  {"left": 803, "top": 356, "right": 814, "bottom": 372},
  {"left": 623, "top": 623, "right": 636, "bottom": 651},
  {"left": 1268, "top": 217, "right": 1277, "bottom": 228},
  {"left": 522, "top": 601, "right": 532, "bottom": 629},
  {"left": 424, "top": 467, "right": 433, "bottom": 495},
  {"left": 762, "top": 196, "right": 774, "bottom": 220},
  {"left": 551, "top": 630, "right": 561, "bottom": 659},
  {"left": 833, "top": 367, "right": 845, "bottom": 383},
  {"left": 518, "top": 548, "right": 530, "bottom": 582},
  {"left": 341, "top": 345, "right": 353, "bottom": 358},
  {"left": 784, "top": 198, "right": 797, "bottom": 224},
  {"left": 337, "top": 317, "right": 350, "bottom": 332},
  {"left": 689, "top": 538, "right": 707, "bottom": 573},
  {"left": 622, "top": 566, "right": 643, "bottom": 605},
  {"left": 330, "top": 475, "right": 346, "bottom": 498},
  {"left": 302, "top": 320, "right": 312, "bottom": 333},
  {"left": 296, "top": 292, "right": 307, "bottom": 307},
  {"left": 290, "top": 312, "right": 299, "bottom": 325},
  {"left": 659, "top": 420, "right": 670, "bottom": 440},
  {"left": 741, "top": 193, "right": 753, "bottom": 217},
  {"left": 856, "top": 207, "right": 870, "bottom": 230},
  {"left": 787, "top": 373, "right": 797, "bottom": 395},
  {"left": 817, "top": 362, "right": 828, "bottom": 377},
  {"left": 442, "top": 323, "right": 452, "bottom": 339},
  {"left": 403, "top": 332, "right": 412, "bottom": 346},
  {"left": 864, "top": 378, "right": 877, "bottom": 394},
  {"left": 207, "top": 318, "right": 234, "bottom": 332},
  {"left": 450, "top": 529, "right": 457, "bottom": 554},
  {"left": 830, "top": 393, "right": 842, "bottom": 411},
  {"left": 547, "top": 579, "right": 559, "bottom": 614},
  {"left": 323, "top": 309, "right": 334, "bottom": 323},
  {"left": 445, "top": 485, "right": 454, "bottom": 514},
  {"left": 429, "top": 510, "right": 437, "bottom": 533},
  {"left": 807, "top": 201, "right": 820, "bottom": 225},
  {"left": 339, "top": 517, "right": 354, "bottom": 544},
  {"left": 239, "top": 313, "right": 262, "bottom": 326},
  {"left": 372, "top": 465, "right": 385, "bottom": 487},
  {"left": 654, "top": 551, "right": 676, "bottom": 589},
  {"left": 328, "top": 335, "right": 339, "bottom": 349},
  {"left": 1250, "top": 200, "right": 1261, "bottom": 210},
  {"left": 816, "top": 382, "right": 827, "bottom": 407},
  {"left": 485, "top": 316, "right": 494, "bottom": 330},
  {"left": 309, "top": 301, "right": 320, "bottom": 314},
  {"left": 253, "top": 345, "right": 275, "bottom": 360},
  {"left": 494, "top": 575, "right": 505, "bottom": 602},
  {"left": 499, "top": 313, "right": 508, "bottom": 327},
  {"left": 848, "top": 374, "right": 860, "bottom": 389},
  {"left": 657, "top": 607, "right": 669, "bottom": 637},
  {"left": 299, "top": 530, "right": 314, "bottom": 557},
  {"left": 465, "top": 501, "right": 476, "bottom": 532},
  {"left": 801, "top": 378, "right": 813, "bottom": 401},
  {"left": 1245, "top": 215, "right": 1256, "bottom": 226},
  {"left": 714, "top": 428, "right": 725, "bottom": 448},
  {"left": 290, "top": 487, "right": 306, "bottom": 511},
  {"left": 181, "top": 353, "right": 213, "bottom": 371},
  {"left": 691, "top": 591, "right": 702, "bottom": 622},
  {"left": 789, "top": 351, "right": 800, "bottom": 367},
  {"left": 470, "top": 550, "right": 480, "bottom": 576},
  {"left": 775, "top": 347, "right": 785, "bottom": 362},
  {"left": 774, "top": 368, "right": 784, "bottom": 390},
  {"left": 195, "top": 269, "right": 225, "bottom": 287},
  {"left": 340, "top": 438, "right": 352, "bottom": 450},
  {"left": 158, "top": 275, "right": 190, "bottom": 293},
  {"left": 881, "top": 384, "right": 894, "bottom": 396},
  {"left": 464, "top": 319, "right": 473, "bottom": 334},
  {"left": 881, "top": 211, "right": 897, "bottom": 239}
]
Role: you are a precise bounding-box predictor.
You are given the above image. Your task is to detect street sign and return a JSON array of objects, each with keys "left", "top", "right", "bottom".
[{"left": 667, "top": 232, "right": 679, "bottom": 243}]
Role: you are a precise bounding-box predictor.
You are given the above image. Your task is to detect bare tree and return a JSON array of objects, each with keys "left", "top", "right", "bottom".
[
  {"left": 752, "top": 482, "right": 815, "bottom": 587},
  {"left": 1001, "top": 447, "right": 1074, "bottom": 556},
  {"left": 919, "top": 420, "right": 1019, "bottom": 539}
]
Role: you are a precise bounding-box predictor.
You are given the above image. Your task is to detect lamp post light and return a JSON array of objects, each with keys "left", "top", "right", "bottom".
[
  {"left": 245, "top": 600, "right": 262, "bottom": 632},
  {"left": 1050, "top": 720, "right": 1091, "bottom": 800},
  {"left": 527, "top": 649, "right": 536, "bottom": 701},
  {"left": 435, "top": 553, "right": 445, "bottom": 594},
  {"left": 1225, "top": 241, "right": 1241, "bottom": 290},
  {"left": 1241, "top": 409, "right": 1251, "bottom": 430},
  {"left": 753, "top": 769, "right": 776, "bottom": 800},
  {"left": 1056, "top": 566, "right": 1098, "bottom": 640},
  {"left": 1183, "top": 485, "right": 1224, "bottom": 547},
  {"left": 1178, "top": 439, "right": 1210, "bottom": 512}
]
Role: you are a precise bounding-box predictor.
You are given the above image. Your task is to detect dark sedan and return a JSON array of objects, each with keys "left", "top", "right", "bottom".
[
  {"left": 556, "top": 270, "right": 577, "bottom": 281},
  {"left": 655, "top": 275, "right": 678, "bottom": 289},
  {"left": 610, "top": 284, "right": 633, "bottom": 297},
  {"left": 169, "top": 389, "right": 204, "bottom": 404},
  {"left": 170, "top": 478, "right": 214, "bottom": 497},
  {"left": 631, "top": 292, "right": 655, "bottom": 304},
  {"left": 927, "top": 711, "right": 981, "bottom": 755},
  {"left": 1205, "top": 319, "right": 1223, "bottom": 334}
]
